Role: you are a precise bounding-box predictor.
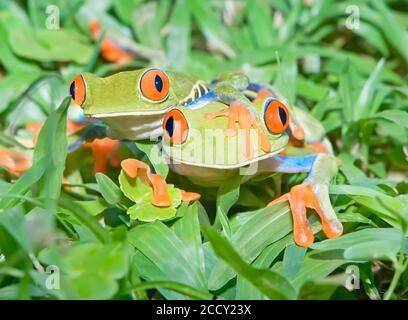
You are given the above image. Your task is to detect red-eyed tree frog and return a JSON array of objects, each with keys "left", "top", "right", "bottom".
[{"left": 149, "top": 97, "right": 342, "bottom": 247}]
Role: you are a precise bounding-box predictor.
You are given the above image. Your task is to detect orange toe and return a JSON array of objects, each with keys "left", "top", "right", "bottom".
[
  {"left": 204, "top": 102, "right": 270, "bottom": 160},
  {"left": 181, "top": 190, "right": 201, "bottom": 202},
  {"left": 269, "top": 183, "right": 342, "bottom": 247},
  {"left": 0, "top": 149, "right": 32, "bottom": 176},
  {"left": 149, "top": 174, "right": 171, "bottom": 207},
  {"left": 86, "top": 138, "right": 120, "bottom": 174}
]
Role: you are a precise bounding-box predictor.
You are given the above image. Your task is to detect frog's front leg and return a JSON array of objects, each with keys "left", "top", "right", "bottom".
[
  {"left": 202, "top": 87, "right": 271, "bottom": 159},
  {"left": 264, "top": 154, "right": 343, "bottom": 247}
]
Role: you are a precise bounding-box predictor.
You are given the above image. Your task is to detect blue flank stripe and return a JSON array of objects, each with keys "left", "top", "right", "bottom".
[
  {"left": 271, "top": 154, "right": 317, "bottom": 173},
  {"left": 184, "top": 91, "right": 219, "bottom": 109},
  {"left": 248, "top": 82, "right": 277, "bottom": 98}
]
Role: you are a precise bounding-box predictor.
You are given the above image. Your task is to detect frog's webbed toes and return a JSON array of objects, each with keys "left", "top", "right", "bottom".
[
  {"left": 0, "top": 149, "right": 32, "bottom": 176},
  {"left": 269, "top": 182, "right": 342, "bottom": 247}
]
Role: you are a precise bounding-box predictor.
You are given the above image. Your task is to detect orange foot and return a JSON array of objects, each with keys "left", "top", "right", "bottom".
[
  {"left": 0, "top": 149, "right": 32, "bottom": 176},
  {"left": 269, "top": 183, "right": 343, "bottom": 247},
  {"left": 85, "top": 138, "right": 120, "bottom": 174},
  {"left": 121, "top": 159, "right": 171, "bottom": 207},
  {"left": 26, "top": 120, "right": 87, "bottom": 145},
  {"left": 181, "top": 190, "right": 201, "bottom": 202},
  {"left": 205, "top": 101, "right": 270, "bottom": 159},
  {"left": 89, "top": 20, "right": 134, "bottom": 63}
]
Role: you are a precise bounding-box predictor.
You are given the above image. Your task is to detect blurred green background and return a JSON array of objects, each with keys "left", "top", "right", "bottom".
[{"left": 0, "top": 0, "right": 407, "bottom": 300}]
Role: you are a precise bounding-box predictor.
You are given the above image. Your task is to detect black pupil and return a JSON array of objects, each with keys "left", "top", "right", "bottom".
[
  {"left": 278, "top": 106, "right": 287, "bottom": 126},
  {"left": 165, "top": 116, "right": 174, "bottom": 137},
  {"left": 70, "top": 81, "right": 76, "bottom": 100},
  {"left": 155, "top": 75, "right": 163, "bottom": 92}
]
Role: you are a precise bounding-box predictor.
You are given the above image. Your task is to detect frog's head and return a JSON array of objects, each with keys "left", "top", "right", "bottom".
[
  {"left": 69, "top": 68, "right": 197, "bottom": 140},
  {"left": 161, "top": 98, "right": 290, "bottom": 169}
]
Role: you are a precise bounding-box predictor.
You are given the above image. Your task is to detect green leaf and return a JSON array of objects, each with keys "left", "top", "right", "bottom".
[
  {"left": 209, "top": 201, "right": 292, "bottom": 290},
  {"left": 330, "top": 185, "right": 408, "bottom": 228},
  {"left": 119, "top": 170, "right": 182, "bottom": 221},
  {"left": 119, "top": 170, "right": 152, "bottom": 204},
  {"left": 373, "top": 110, "right": 408, "bottom": 129},
  {"left": 311, "top": 228, "right": 403, "bottom": 252},
  {"left": 33, "top": 96, "right": 70, "bottom": 203},
  {"left": 354, "top": 58, "right": 385, "bottom": 121},
  {"left": 344, "top": 240, "right": 399, "bottom": 262},
  {"left": 215, "top": 176, "right": 242, "bottom": 238},
  {"left": 128, "top": 202, "right": 177, "bottom": 221},
  {"left": 282, "top": 244, "right": 307, "bottom": 278},
  {"left": 135, "top": 141, "right": 169, "bottom": 178},
  {"left": 0, "top": 207, "right": 30, "bottom": 253},
  {"left": 167, "top": 0, "right": 191, "bottom": 70},
  {"left": 95, "top": 173, "right": 122, "bottom": 205},
  {"left": 204, "top": 226, "right": 296, "bottom": 300},
  {"left": 128, "top": 221, "right": 208, "bottom": 297},
  {"left": 188, "top": 0, "right": 236, "bottom": 58},
  {"left": 58, "top": 197, "right": 110, "bottom": 244}
]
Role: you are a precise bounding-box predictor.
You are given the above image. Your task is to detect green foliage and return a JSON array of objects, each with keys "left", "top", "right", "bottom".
[{"left": 0, "top": 0, "right": 407, "bottom": 300}]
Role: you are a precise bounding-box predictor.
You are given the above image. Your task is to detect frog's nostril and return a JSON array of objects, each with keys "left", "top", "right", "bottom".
[{"left": 69, "top": 74, "right": 86, "bottom": 107}]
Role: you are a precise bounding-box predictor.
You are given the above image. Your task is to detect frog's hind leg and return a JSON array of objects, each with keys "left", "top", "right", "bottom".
[
  {"left": 266, "top": 154, "right": 343, "bottom": 247},
  {"left": 84, "top": 138, "right": 120, "bottom": 174},
  {"left": 247, "top": 83, "right": 306, "bottom": 141}
]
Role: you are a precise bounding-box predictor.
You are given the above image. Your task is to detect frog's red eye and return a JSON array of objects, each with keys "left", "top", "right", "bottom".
[
  {"left": 69, "top": 75, "right": 86, "bottom": 107},
  {"left": 139, "top": 68, "right": 170, "bottom": 102},
  {"left": 263, "top": 98, "right": 290, "bottom": 134},
  {"left": 162, "top": 109, "right": 189, "bottom": 144}
]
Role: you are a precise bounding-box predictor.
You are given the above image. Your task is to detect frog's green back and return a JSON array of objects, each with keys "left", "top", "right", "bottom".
[{"left": 162, "top": 101, "right": 289, "bottom": 169}]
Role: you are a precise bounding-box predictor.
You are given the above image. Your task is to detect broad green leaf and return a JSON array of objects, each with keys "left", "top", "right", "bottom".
[
  {"left": 354, "top": 59, "right": 385, "bottom": 120},
  {"left": 33, "top": 97, "right": 70, "bottom": 203},
  {"left": 112, "top": 0, "right": 143, "bottom": 24},
  {"left": 214, "top": 176, "right": 242, "bottom": 238},
  {"left": 204, "top": 226, "right": 296, "bottom": 300},
  {"left": 188, "top": 0, "right": 236, "bottom": 58},
  {"left": 167, "top": 0, "right": 191, "bottom": 70},
  {"left": 209, "top": 201, "right": 292, "bottom": 290},
  {"left": 95, "top": 173, "right": 122, "bottom": 205},
  {"left": 282, "top": 244, "right": 307, "bottom": 278},
  {"left": 311, "top": 228, "right": 403, "bottom": 252},
  {"left": 128, "top": 202, "right": 176, "bottom": 221},
  {"left": 235, "top": 234, "right": 294, "bottom": 300},
  {"left": 330, "top": 185, "right": 408, "bottom": 228},
  {"left": 135, "top": 141, "right": 169, "bottom": 178},
  {"left": 172, "top": 203, "right": 206, "bottom": 283},
  {"left": 344, "top": 240, "right": 399, "bottom": 262},
  {"left": 273, "top": 254, "right": 346, "bottom": 293},
  {"left": 373, "top": 110, "right": 408, "bottom": 129},
  {"left": 128, "top": 221, "right": 208, "bottom": 295},
  {"left": 119, "top": 170, "right": 182, "bottom": 221},
  {"left": 0, "top": 207, "right": 30, "bottom": 253}
]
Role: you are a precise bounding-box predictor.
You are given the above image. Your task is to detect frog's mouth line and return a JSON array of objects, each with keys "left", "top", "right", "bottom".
[
  {"left": 89, "top": 108, "right": 170, "bottom": 118},
  {"left": 163, "top": 147, "right": 285, "bottom": 170}
]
